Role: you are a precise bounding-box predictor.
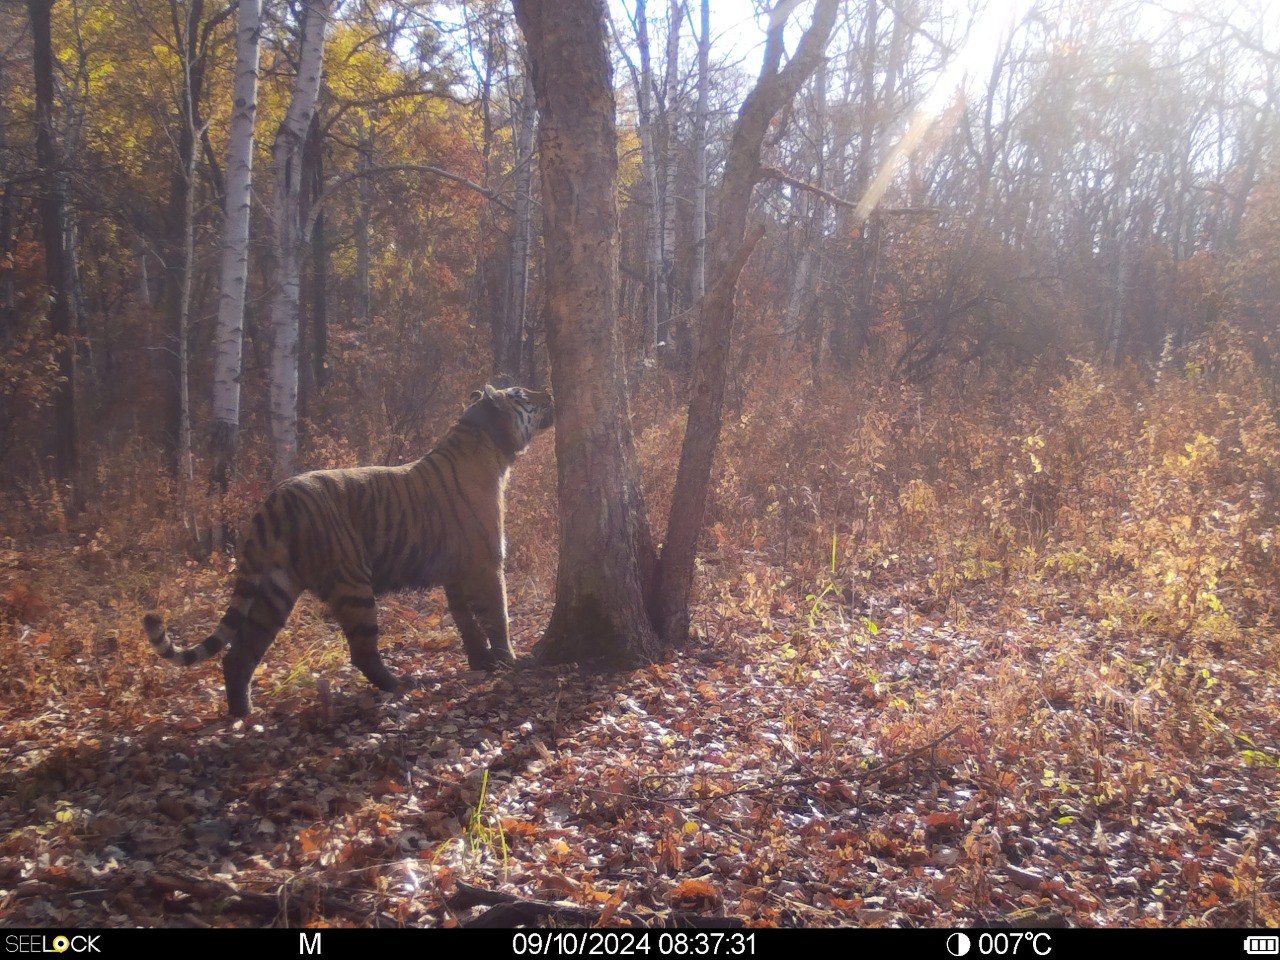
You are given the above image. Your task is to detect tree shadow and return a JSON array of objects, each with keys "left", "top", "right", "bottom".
[{"left": 0, "top": 653, "right": 645, "bottom": 925}]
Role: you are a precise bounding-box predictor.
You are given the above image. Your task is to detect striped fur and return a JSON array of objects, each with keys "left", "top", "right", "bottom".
[{"left": 143, "top": 385, "right": 554, "bottom": 716}]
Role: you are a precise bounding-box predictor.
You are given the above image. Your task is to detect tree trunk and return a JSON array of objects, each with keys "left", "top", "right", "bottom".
[
  {"left": 653, "top": 0, "right": 840, "bottom": 644},
  {"left": 354, "top": 117, "right": 372, "bottom": 321},
  {"left": 0, "top": 59, "right": 14, "bottom": 344},
  {"left": 690, "top": 0, "right": 708, "bottom": 312},
  {"left": 300, "top": 111, "right": 327, "bottom": 414},
  {"left": 632, "top": 0, "right": 662, "bottom": 356},
  {"left": 658, "top": 0, "right": 681, "bottom": 359},
  {"left": 502, "top": 68, "right": 537, "bottom": 381},
  {"left": 160, "top": 0, "right": 206, "bottom": 477},
  {"left": 173, "top": 96, "right": 198, "bottom": 492},
  {"left": 210, "top": 0, "right": 263, "bottom": 522},
  {"left": 268, "top": 0, "right": 329, "bottom": 480},
  {"left": 28, "top": 0, "right": 79, "bottom": 490},
  {"left": 513, "top": 0, "right": 662, "bottom": 665},
  {"left": 783, "top": 61, "right": 828, "bottom": 338}
]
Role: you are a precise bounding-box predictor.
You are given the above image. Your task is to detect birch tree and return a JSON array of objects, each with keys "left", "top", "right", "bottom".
[
  {"left": 210, "top": 0, "right": 263, "bottom": 508},
  {"left": 268, "top": 0, "right": 330, "bottom": 479}
]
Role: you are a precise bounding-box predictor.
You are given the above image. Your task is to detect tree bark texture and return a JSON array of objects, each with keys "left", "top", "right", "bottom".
[
  {"left": 268, "top": 0, "right": 329, "bottom": 480},
  {"left": 513, "top": 0, "right": 662, "bottom": 665},
  {"left": 210, "top": 0, "right": 263, "bottom": 502},
  {"left": 28, "top": 0, "right": 79, "bottom": 489}
]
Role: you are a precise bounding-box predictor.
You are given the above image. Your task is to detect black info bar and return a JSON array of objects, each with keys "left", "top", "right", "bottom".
[{"left": 3, "top": 929, "right": 1278, "bottom": 956}]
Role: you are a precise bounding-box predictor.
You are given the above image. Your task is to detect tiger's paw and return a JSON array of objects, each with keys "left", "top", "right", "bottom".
[
  {"left": 353, "top": 656, "right": 403, "bottom": 695},
  {"left": 467, "top": 651, "right": 514, "bottom": 672}
]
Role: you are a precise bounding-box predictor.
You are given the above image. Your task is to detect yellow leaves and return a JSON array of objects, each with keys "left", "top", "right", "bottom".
[{"left": 898, "top": 478, "right": 937, "bottom": 515}]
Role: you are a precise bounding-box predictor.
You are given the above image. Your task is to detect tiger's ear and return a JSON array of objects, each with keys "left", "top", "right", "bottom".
[{"left": 470, "top": 390, "right": 483, "bottom": 403}]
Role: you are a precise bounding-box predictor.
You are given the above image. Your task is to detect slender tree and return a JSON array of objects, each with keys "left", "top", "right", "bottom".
[
  {"left": 268, "top": 0, "right": 330, "bottom": 479},
  {"left": 160, "top": 0, "right": 214, "bottom": 480},
  {"left": 210, "top": 0, "right": 264, "bottom": 523},
  {"left": 502, "top": 67, "right": 538, "bottom": 381},
  {"left": 653, "top": 0, "right": 841, "bottom": 644},
  {"left": 690, "top": 0, "right": 709, "bottom": 311}
]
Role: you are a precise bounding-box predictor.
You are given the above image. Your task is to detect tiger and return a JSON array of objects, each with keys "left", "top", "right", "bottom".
[{"left": 143, "top": 384, "right": 554, "bottom": 717}]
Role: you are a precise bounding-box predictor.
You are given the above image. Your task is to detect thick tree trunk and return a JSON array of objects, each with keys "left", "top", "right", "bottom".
[
  {"left": 268, "top": 0, "right": 329, "bottom": 480},
  {"left": 513, "top": 0, "right": 662, "bottom": 665},
  {"left": 210, "top": 0, "right": 263, "bottom": 514},
  {"left": 28, "top": 0, "right": 78, "bottom": 490},
  {"left": 653, "top": 0, "right": 840, "bottom": 644}
]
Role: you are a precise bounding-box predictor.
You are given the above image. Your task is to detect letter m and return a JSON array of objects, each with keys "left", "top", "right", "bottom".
[{"left": 300, "top": 933, "right": 321, "bottom": 955}]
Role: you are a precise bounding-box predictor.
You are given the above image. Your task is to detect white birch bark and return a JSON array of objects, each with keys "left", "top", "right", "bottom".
[
  {"left": 210, "top": 0, "right": 263, "bottom": 492},
  {"left": 268, "top": 0, "right": 330, "bottom": 479}
]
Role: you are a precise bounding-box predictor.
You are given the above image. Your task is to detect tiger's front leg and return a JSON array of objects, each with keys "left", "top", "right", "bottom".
[{"left": 446, "top": 569, "right": 514, "bottom": 669}]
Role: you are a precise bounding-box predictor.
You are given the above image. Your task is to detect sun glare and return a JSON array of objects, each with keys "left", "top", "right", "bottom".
[{"left": 855, "top": 0, "right": 1035, "bottom": 221}]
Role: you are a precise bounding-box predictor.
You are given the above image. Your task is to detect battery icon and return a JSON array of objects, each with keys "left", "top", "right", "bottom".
[{"left": 1245, "top": 937, "right": 1279, "bottom": 955}]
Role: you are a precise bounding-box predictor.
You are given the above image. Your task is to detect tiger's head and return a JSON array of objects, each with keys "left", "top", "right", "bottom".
[{"left": 465, "top": 384, "right": 555, "bottom": 456}]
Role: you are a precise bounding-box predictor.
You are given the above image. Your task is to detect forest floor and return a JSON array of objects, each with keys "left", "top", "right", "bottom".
[{"left": 1, "top": 546, "right": 1279, "bottom": 928}]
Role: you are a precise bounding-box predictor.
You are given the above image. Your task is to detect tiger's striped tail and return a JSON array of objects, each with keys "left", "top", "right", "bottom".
[{"left": 143, "top": 575, "right": 258, "bottom": 667}]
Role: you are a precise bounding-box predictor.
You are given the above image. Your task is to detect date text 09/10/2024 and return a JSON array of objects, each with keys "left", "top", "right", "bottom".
[
  {"left": 505, "top": 931, "right": 1061, "bottom": 958},
  {"left": 511, "top": 932, "right": 757, "bottom": 956}
]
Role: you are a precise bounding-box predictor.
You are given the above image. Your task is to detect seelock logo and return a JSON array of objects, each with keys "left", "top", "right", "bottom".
[{"left": 5, "top": 936, "right": 101, "bottom": 954}]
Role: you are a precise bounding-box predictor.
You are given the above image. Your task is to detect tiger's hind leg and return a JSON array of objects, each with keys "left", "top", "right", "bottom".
[
  {"left": 223, "top": 568, "right": 300, "bottom": 717},
  {"left": 328, "top": 581, "right": 401, "bottom": 694}
]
